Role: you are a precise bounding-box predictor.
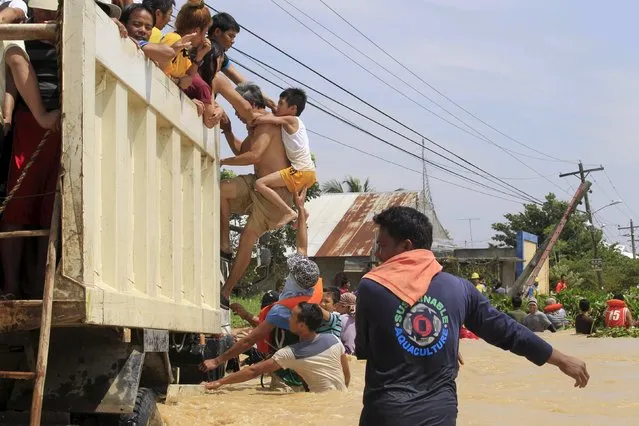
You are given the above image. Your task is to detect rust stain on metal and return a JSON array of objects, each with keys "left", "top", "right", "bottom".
[{"left": 316, "top": 192, "right": 418, "bottom": 257}]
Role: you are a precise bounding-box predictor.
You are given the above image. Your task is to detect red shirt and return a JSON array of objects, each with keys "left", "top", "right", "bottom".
[
  {"left": 604, "top": 300, "right": 630, "bottom": 328},
  {"left": 555, "top": 281, "right": 567, "bottom": 294}
]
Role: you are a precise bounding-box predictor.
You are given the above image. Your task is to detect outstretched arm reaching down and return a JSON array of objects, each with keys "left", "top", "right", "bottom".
[{"left": 294, "top": 187, "right": 308, "bottom": 256}]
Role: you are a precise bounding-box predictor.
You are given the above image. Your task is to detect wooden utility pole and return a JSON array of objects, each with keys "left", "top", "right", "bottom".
[
  {"left": 618, "top": 220, "right": 638, "bottom": 259},
  {"left": 560, "top": 162, "right": 604, "bottom": 288}
]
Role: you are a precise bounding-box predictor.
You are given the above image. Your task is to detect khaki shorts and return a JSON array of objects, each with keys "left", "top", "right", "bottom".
[
  {"left": 228, "top": 174, "right": 293, "bottom": 235},
  {"left": 0, "top": 40, "right": 27, "bottom": 121}
]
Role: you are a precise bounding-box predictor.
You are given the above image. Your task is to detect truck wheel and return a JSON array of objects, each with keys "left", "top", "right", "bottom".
[{"left": 118, "top": 388, "right": 162, "bottom": 426}]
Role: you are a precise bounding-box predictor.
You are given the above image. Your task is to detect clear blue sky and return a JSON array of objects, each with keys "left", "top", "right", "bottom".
[{"left": 176, "top": 0, "right": 639, "bottom": 249}]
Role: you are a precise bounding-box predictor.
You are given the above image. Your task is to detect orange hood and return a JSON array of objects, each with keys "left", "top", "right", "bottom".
[
  {"left": 364, "top": 249, "right": 442, "bottom": 306},
  {"left": 606, "top": 299, "right": 626, "bottom": 309}
]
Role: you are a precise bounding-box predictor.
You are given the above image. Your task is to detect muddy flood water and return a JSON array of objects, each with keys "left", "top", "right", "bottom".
[{"left": 158, "top": 331, "right": 639, "bottom": 425}]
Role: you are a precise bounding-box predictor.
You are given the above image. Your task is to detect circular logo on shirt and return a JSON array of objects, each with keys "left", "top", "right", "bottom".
[{"left": 394, "top": 295, "right": 449, "bottom": 357}]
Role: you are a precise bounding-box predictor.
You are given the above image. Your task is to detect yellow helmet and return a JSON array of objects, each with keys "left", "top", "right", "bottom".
[{"left": 471, "top": 272, "right": 480, "bottom": 280}]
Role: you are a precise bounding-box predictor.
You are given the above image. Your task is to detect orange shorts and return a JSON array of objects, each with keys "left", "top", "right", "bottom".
[{"left": 279, "top": 167, "right": 316, "bottom": 193}]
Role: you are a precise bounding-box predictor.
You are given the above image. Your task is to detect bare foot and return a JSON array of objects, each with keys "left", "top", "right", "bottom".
[
  {"left": 275, "top": 210, "right": 298, "bottom": 229},
  {"left": 37, "top": 109, "right": 61, "bottom": 131}
]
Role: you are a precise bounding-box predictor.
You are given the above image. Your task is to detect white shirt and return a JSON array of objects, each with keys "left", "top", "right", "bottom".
[
  {"left": 272, "top": 333, "right": 346, "bottom": 392},
  {"left": 2, "top": 0, "right": 27, "bottom": 15},
  {"left": 282, "top": 117, "right": 314, "bottom": 172}
]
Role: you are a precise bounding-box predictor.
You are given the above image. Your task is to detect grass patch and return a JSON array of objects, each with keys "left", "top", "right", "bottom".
[{"left": 231, "top": 294, "right": 263, "bottom": 328}]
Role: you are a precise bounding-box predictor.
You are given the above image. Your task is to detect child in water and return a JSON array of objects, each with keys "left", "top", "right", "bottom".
[{"left": 252, "top": 88, "right": 316, "bottom": 228}]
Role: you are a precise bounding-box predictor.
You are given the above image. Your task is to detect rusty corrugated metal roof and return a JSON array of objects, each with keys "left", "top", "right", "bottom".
[{"left": 314, "top": 192, "right": 419, "bottom": 257}]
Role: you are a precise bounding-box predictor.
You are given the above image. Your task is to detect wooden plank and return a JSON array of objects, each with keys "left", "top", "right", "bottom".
[
  {"left": 0, "top": 23, "right": 56, "bottom": 41},
  {"left": 200, "top": 158, "right": 215, "bottom": 308},
  {"left": 0, "top": 229, "right": 49, "bottom": 239},
  {"left": 192, "top": 149, "right": 203, "bottom": 307},
  {"left": 61, "top": 0, "right": 97, "bottom": 285},
  {"left": 157, "top": 128, "right": 172, "bottom": 299},
  {"left": 171, "top": 130, "right": 183, "bottom": 304},
  {"left": 0, "top": 301, "right": 85, "bottom": 333},
  {"left": 0, "top": 371, "right": 35, "bottom": 380},
  {"left": 87, "top": 287, "right": 220, "bottom": 333},
  {"left": 181, "top": 144, "right": 195, "bottom": 304}
]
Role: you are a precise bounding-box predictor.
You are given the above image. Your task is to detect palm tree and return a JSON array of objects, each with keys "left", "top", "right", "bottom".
[
  {"left": 321, "top": 176, "right": 374, "bottom": 193},
  {"left": 321, "top": 179, "right": 345, "bottom": 193}
]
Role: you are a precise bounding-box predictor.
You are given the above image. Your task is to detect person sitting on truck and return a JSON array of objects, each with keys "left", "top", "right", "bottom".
[
  {"left": 141, "top": 0, "right": 174, "bottom": 43},
  {"left": 203, "top": 302, "right": 350, "bottom": 393},
  {"left": 120, "top": 3, "right": 190, "bottom": 64},
  {"left": 200, "top": 187, "right": 323, "bottom": 374},
  {"left": 159, "top": 0, "right": 212, "bottom": 110},
  {"left": 199, "top": 12, "right": 275, "bottom": 128},
  {"left": 0, "top": 0, "right": 121, "bottom": 300},
  {"left": 218, "top": 82, "right": 294, "bottom": 303}
]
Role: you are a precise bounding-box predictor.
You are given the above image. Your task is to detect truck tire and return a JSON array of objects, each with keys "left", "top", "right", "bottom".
[{"left": 118, "top": 388, "right": 162, "bottom": 426}]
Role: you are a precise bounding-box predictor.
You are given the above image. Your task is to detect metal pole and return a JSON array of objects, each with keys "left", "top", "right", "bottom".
[{"left": 632, "top": 220, "right": 636, "bottom": 260}]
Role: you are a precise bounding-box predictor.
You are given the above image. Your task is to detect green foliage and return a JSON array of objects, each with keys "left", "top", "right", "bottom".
[
  {"left": 491, "top": 193, "right": 596, "bottom": 261},
  {"left": 230, "top": 294, "right": 263, "bottom": 328},
  {"left": 590, "top": 327, "right": 639, "bottom": 338},
  {"left": 321, "top": 175, "right": 374, "bottom": 193}
]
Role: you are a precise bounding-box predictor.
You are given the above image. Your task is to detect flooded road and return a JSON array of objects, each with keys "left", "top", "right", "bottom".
[{"left": 159, "top": 332, "right": 639, "bottom": 425}]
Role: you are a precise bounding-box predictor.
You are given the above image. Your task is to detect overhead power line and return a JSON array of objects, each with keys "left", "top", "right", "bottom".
[
  {"left": 230, "top": 48, "right": 542, "bottom": 204},
  {"left": 205, "top": 2, "right": 542, "bottom": 205},
  {"left": 270, "top": 0, "right": 571, "bottom": 197},
  {"left": 232, "top": 58, "right": 541, "bottom": 205},
  {"left": 273, "top": 0, "right": 563, "bottom": 164},
  {"left": 316, "top": 0, "right": 573, "bottom": 164}
]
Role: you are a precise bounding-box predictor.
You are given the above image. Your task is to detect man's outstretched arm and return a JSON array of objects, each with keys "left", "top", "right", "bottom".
[
  {"left": 203, "top": 358, "right": 280, "bottom": 390},
  {"left": 199, "top": 321, "right": 274, "bottom": 372},
  {"left": 463, "top": 279, "right": 589, "bottom": 387},
  {"left": 213, "top": 72, "right": 253, "bottom": 122},
  {"left": 294, "top": 187, "right": 308, "bottom": 256}
]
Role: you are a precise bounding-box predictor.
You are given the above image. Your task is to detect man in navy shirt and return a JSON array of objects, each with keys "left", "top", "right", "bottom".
[{"left": 356, "top": 206, "right": 589, "bottom": 426}]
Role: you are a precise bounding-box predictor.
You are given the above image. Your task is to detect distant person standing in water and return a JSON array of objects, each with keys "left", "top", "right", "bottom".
[{"left": 356, "top": 206, "right": 589, "bottom": 426}]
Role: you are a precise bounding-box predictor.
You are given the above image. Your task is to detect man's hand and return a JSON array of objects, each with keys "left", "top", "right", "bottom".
[
  {"left": 192, "top": 99, "right": 205, "bottom": 117},
  {"left": 219, "top": 112, "right": 232, "bottom": 134},
  {"left": 202, "top": 380, "right": 222, "bottom": 391},
  {"left": 204, "top": 104, "right": 224, "bottom": 128},
  {"left": 264, "top": 96, "right": 277, "bottom": 113},
  {"left": 173, "top": 33, "right": 195, "bottom": 53},
  {"left": 547, "top": 349, "right": 589, "bottom": 388},
  {"left": 178, "top": 75, "right": 193, "bottom": 90},
  {"left": 195, "top": 38, "right": 212, "bottom": 63},
  {"left": 199, "top": 357, "right": 221, "bottom": 372},
  {"left": 112, "top": 18, "right": 128, "bottom": 38},
  {"left": 294, "top": 187, "right": 308, "bottom": 210},
  {"left": 230, "top": 303, "right": 250, "bottom": 319}
]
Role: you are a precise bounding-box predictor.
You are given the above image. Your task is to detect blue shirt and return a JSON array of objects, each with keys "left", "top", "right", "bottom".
[
  {"left": 315, "top": 312, "right": 342, "bottom": 337},
  {"left": 356, "top": 272, "right": 553, "bottom": 426},
  {"left": 265, "top": 275, "right": 314, "bottom": 330}
]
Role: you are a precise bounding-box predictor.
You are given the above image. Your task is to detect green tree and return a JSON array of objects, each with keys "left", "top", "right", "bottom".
[
  {"left": 321, "top": 176, "right": 374, "bottom": 193},
  {"left": 491, "top": 193, "right": 596, "bottom": 260}
]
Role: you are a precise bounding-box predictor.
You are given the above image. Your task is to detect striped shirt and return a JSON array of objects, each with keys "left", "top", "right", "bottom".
[{"left": 316, "top": 312, "right": 342, "bottom": 337}]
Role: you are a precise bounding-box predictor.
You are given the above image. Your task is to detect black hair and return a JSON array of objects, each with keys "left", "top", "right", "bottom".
[
  {"left": 296, "top": 302, "right": 323, "bottom": 331},
  {"left": 512, "top": 296, "right": 522, "bottom": 309},
  {"left": 373, "top": 206, "right": 433, "bottom": 250},
  {"left": 494, "top": 281, "right": 502, "bottom": 289},
  {"left": 280, "top": 88, "right": 307, "bottom": 116},
  {"left": 120, "top": 3, "right": 155, "bottom": 26},
  {"left": 613, "top": 293, "right": 625, "bottom": 301},
  {"left": 334, "top": 272, "right": 349, "bottom": 288},
  {"left": 579, "top": 299, "right": 590, "bottom": 312},
  {"left": 261, "top": 290, "right": 279, "bottom": 309},
  {"left": 324, "top": 287, "right": 341, "bottom": 305},
  {"left": 141, "top": 0, "right": 175, "bottom": 15},
  {"left": 212, "top": 12, "right": 240, "bottom": 33}
]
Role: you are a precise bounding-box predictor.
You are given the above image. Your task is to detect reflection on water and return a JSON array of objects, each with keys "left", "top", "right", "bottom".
[{"left": 159, "top": 331, "right": 639, "bottom": 426}]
